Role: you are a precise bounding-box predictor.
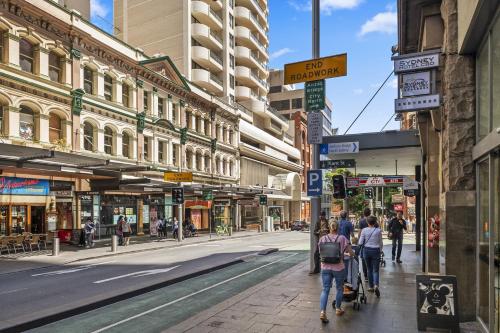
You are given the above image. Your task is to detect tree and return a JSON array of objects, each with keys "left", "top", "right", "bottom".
[{"left": 324, "top": 168, "right": 365, "bottom": 217}]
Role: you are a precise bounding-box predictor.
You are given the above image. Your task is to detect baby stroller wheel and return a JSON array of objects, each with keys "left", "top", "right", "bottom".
[{"left": 332, "top": 300, "right": 336, "bottom": 309}]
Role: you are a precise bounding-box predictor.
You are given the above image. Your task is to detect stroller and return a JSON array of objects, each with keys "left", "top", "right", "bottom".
[
  {"left": 332, "top": 247, "right": 367, "bottom": 311},
  {"left": 380, "top": 251, "right": 386, "bottom": 267}
]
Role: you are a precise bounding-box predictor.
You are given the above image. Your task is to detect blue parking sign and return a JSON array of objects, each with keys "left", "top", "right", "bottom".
[{"left": 307, "top": 170, "right": 323, "bottom": 196}]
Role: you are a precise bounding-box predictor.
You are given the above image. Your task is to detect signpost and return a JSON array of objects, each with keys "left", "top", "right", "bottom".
[
  {"left": 307, "top": 112, "right": 323, "bottom": 144},
  {"left": 319, "top": 142, "right": 359, "bottom": 154},
  {"left": 305, "top": 80, "right": 325, "bottom": 111},
  {"left": 284, "top": 53, "right": 347, "bottom": 84},
  {"left": 307, "top": 170, "right": 323, "bottom": 197},
  {"left": 395, "top": 94, "right": 440, "bottom": 113},
  {"left": 164, "top": 172, "right": 193, "bottom": 182},
  {"left": 319, "top": 159, "right": 356, "bottom": 169}
]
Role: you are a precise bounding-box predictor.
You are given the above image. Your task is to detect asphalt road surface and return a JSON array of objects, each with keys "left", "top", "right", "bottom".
[{"left": 0, "top": 231, "right": 309, "bottom": 331}]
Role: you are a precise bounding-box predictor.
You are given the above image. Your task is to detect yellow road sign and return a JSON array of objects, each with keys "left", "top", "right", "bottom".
[
  {"left": 164, "top": 172, "right": 193, "bottom": 182},
  {"left": 284, "top": 53, "right": 347, "bottom": 84}
]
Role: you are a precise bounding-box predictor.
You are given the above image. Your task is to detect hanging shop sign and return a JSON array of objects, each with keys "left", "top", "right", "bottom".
[
  {"left": 392, "top": 194, "right": 405, "bottom": 203},
  {"left": 164, "top": 172, "right": 193, "bottom": 182},
  {"left": 0, "top": 176, "right": 49, "bottom": 196},
  {"left": 395, "top": 94, "right": 440, "bottom": 113},
  {"left": 284, "top": 53, "right": 347, "bottom": 84},
  {"left": 402, "top": 71, "right": 431, "bottom": 97},
  {"left": 393, "top": 51, "right": 440, "bottom": 74},
  {"left": 403, "top": 176, "right": 419, "bottom": 190}
]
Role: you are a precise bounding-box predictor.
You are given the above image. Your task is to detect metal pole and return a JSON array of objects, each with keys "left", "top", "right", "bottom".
[
  {"left": 309, "top": 0, "right": 321, "bottom": 274},
  {"left": 381, "top": 186, "right": 385, "bottom": 231},
  {"left": 52, "top": 237, "right": 60, "bottom": 256},
  {"left": 111, "top": 235, "right": 118, "bottom": 253},
  {"left": 178, "top": 203, "right": 183, "bottom": 242}
]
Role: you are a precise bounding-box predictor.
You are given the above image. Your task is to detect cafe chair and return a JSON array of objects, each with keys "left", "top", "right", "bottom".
[
  {"left": 0, "top": 238, "right": 11, "bottom": 255},
  {"left": 12, "top": 235, "right": 26, "bottom": 253},
  {"left": 38, "top": 234, "right": 47, "bottom": 250},
  {"left": 27, "top": 234, "right": 41, "bottom": 252}
]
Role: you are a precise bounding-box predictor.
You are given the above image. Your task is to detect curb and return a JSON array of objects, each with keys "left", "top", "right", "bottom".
[{"left": 0, "top": 259, "right": 245, "bottom": 333}]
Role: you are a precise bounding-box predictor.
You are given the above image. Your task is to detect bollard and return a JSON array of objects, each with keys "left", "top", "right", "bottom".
[
  {"left": 229, "top": 226, "right": 233, "bottom": 236},
  {"left": 52, "top": 237, "right": 60, "bottom": 256},
  {"left": 111, "top": 235, "right": 118, "bottom": 253}
]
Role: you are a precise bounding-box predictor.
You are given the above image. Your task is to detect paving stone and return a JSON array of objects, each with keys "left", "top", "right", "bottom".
[{"left": 245, "top": 322, "right": 273, "bottom": 333}]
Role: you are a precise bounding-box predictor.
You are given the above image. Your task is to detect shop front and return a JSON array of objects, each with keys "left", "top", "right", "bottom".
[
  {"left": 185, "top": 200, "right": 212, "bottom": 230},
  {"left": 214, "top": 199, "right": 233, "bottom": 230}
]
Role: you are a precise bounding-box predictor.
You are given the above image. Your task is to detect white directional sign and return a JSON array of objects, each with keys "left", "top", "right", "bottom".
[
  {"left": 403, "top": 176, "right": 419, "bottom": 190},
  {"left": 307, "top": 112, "right": 323, "bottom": 144},
  {"left": 395, "top": 94, "right": 440, "bottom": 112},
  {"left": 320, "top": 142, "right": 359, "bottom": 155}
]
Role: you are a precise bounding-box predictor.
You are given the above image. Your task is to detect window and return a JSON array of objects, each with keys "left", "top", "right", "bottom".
[
  {"left": 196, "top": 153, "right": 202, "bottom": 171},
  {"left": 230, "top": 54, "right": 234, "bottom": 69},
  {"left": 229, "top": 160, "right": 234, "bottom": 176},
  {"left": 292, "top": 98, "right": 303, "bottom": 109},
  {"left": 230, "top": 94, "right": 235, "bottom": 104},
  {"left": 143, "top": 91, "right": 149, "bottom": 113},
  {"left": 172, "top": 143, "right": 178, "bottom": 166},
  {"left": 83, "top": 67, "right": 94, "bottom": 94},
  {"left": 230, "top": 74, "right": 235, "bottom": 89},
  {"left": 49, "top": 113, "right": 62, "bottom": 143},
  {"left": 172, "top": 103, "right": 177, "bottom": 124},
  {"left": 269, "top": 86, "right": 281, "bottom": 93},
  {"left": 204, "top": 155, "right": 210, "bottom": 172},
  {"left": 229, "top": 14, "right": 234, "bottom": 29},
  {"left": 19, "top": 106, "right": 35, "bottom": 141},
  {"left": 48, "top": 52, "right": 62, "bottom": 83},
  {"left": 19, "top": 39, "right": 34, "bottom": 73},
  {"left": 144, "top": 138, "right": 149, "bottom": 161},
  {"left": 158, "top": 98, "right": 164, "bottom": 119},
  {"left": 83, "top": 122, "right": 94, "bottom": 151},
  {"left": 186, "top": 111, "right": 192, "bottom": 129},
  {"left": 223, "top": 127, "right": 227, "bottom": 143},
  {"left": 104, "top": 127, "right": 114, "bottom": 155},
  {"left": 216, "top": 124, "right": 220, "bottom": 140},
  {"left": 158, "top": 141, "right": 164, "bottom": 163},
  {"left": 216, "top": 156, "right": 221, "bottom": 174},
  {"left": 104, "top": 75, "right": 113, "bottom": 101},
  {"left": 196, "top": 116, "right": 201, "bottom": 133},
  {"left": 205, "top": 119, "right": 211, "bottom": 136},
  {"left": 229, "top": 130, "right": 233, "bottom": 145},
  {"left": 122, "top": 84, "right": 130, "bottom": 107},
  {"left": 122, "top": 132, "right": 130, "bottom": 158},
  {"left": 229, "top": 0, "right": 233, "bottom": 8},
  {"left": 186, "top": 150, "right": 193, "bottom": 169},
  {"left": 270, "top": 99, "right": 290, "bottom": 111},
  {"left": 229, "top": 34, "right": 234, "bottom": 49},
  {"left": 223, "top": 159, "right": 227, "bottom": 175}
]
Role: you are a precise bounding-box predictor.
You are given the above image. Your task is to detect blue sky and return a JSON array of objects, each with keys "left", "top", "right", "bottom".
[{"left": 90, "top": 0, "right": 399, "bottom": 134}]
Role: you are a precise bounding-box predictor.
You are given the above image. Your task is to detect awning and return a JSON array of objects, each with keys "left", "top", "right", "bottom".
[{"left": 185, "top": 200, "right": 212, "bottom": 209}]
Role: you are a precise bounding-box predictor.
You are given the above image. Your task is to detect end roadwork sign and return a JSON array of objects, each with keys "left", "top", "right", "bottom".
[{"left": 284, "top": 53, "right": 347, "bottom": 84}]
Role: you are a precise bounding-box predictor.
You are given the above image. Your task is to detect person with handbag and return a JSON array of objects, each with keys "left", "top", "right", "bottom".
[
  {"left": 359, "top": 215, "right": 384, "bottom": 297},
  {"left": 388, "top": 211, "right": 407, "bottom": 263},
  {"left": 311, "top": 211, "right": 330, "bottom": 274},
  {"left": 318, "top": 220, "right": 355, "bottom": 323}
]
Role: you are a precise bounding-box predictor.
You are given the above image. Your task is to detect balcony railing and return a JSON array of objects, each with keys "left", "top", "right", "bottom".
[
  {"left": 210, "top": 51, "right": 223, "bottom": 65},
  {"left": 210, "top": 7, "right": 223, "bottom": 23},
  {"left": 249, "top": 11, "right": 266, "bottom": 33},
  {"left": 210, "top": 30, "right": 223, "bottom": 44},
  {"left": 250, "top": 51, "right": 268, "bottom": 70},
  {"left": 250, "top": 0, "right": 266, "bottom": 17},
  {"left": 210, "top": 73, "right": 223, "bottom": 86},
  {"left": 250, "top": 33, "right": 266, "bottom": 52},
  {"left": 268, "top": 106, "right": 288, "bottom": 122},
  {"left": 251, "top": 71, "right": 268, "bottom": 89}
]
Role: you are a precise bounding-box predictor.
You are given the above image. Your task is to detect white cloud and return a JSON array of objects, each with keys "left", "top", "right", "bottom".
[
  {"left": 91, "top": 0, "right": 109, "bottom": 18},
  {"left": 358, "top": 10, "right": 397, "bottom": 36},
  {"left": 353, "top": 88, "right": 364, "bottom": 95},
  {"left": 270, "top": 48, "right": 294, "bottom": 60},
  {"left": 288, "top": 0, "right": 362, "bottom": 14}
]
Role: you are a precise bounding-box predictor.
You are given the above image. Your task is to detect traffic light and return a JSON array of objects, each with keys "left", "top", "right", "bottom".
[
  {"left": 259, "top": 195, "right": 268, "bottom": 206},
  {"left": 180, "top": 127, "right": 188, "bottom": 145},
  {"left": 364, "top": 187, "right": 374, "bottom": 200},
  {"left": 332, "top": 175, "right": 346, "bottom": 199},
  {"left": 211, "top": 139, "right": 217, "bottom": 153},
  {"left": 346, "top": 188, "right": 358, "bottom": 197},
  {"left": 172, "top": 187, "right": 184, "bottom": 204}
]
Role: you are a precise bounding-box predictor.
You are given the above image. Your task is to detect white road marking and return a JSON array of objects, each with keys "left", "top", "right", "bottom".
[
  {"left": 0, "top": 288, "right": 27, "bottom": 295},
  {"left": 249, "top": 245, "right": 265, "bottom": 248},
  {"left": 93, "top": 265, "right": 180, "bottom": 284},
  {"left": 31, "top": 261, "right": 116, "bottom": 277},
  {"left": 202, "top": 244, "right": 221, "bottom": 247},
  {"left": 90, "top": 253, "right": 298, "bottom": 333}
]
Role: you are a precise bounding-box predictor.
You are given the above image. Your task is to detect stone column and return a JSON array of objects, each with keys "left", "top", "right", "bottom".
[
  {"left": 200, "top": 118, "right": 205, "bottom": 135},
  {"left": 136, "top": 80, "right": 144, "bottom": 112},
  {"left": 218, "top": 125, "right": 223, "bottom": 142},
  {"left": 131, "top": 136, "right": 138, "bottom": 160},
  {"left": 137, "top": 198, "right": 144, "bottom": 236},
  {"left": 4, "top": 106, "right": 20, "bottom": 138},
  {"left": 97, "top": 128, "right": 105, "bottom": 153},
  {"left": 61, "top": 119, "right": 72, "bottom": 149},
  {"left": 137, "top": 133, "right": 144, "bottom": 162},
  {"left": 71, "top": 49, "right": 82, "bottom": 89},
  {"left": 167, "top": 95, "right": 173, "bottom": 122},
  {"left": 116, "top": 133, "right": 123, "bottom": 157},
  {"left": 38, "top": 114, "right": 49, "bottom": 144},
  {"left": 71, "top": 88, "right": 84, "bottom": 152},
  {"left": 191, "top": 113, "right": 196, "bottom": 131},
  {"left": 151, "top": 137, "right": 159, "bottom": 164},
  {"left": 180, "top": 101, "right": 186, "bottom": 128},
  {"left": 37, "top": 46, "right": 49, "bottom": 79},
  {"left": 96, "top": 72, "right": 105, "bottom": 99},
  {"left": 152, "top": 88, "right": 159, "bottom": 118},
  {"left": 6, "top": 33, "right": 20, "bottom": 68}
]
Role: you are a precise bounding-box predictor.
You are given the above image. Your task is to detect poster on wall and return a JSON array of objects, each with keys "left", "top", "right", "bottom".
[
  {"left": 47, "top": 215, "right": 57, "bottom": 231},
  {"left": 428, "top": 214, "right": 440, "bottom": 248}
]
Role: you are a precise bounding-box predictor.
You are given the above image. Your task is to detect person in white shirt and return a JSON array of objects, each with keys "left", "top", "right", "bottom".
[{"left": 359, "top": 215, "right": 384, "bottom": 297}]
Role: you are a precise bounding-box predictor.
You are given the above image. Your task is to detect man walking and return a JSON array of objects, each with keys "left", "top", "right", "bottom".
[
  {"left": 311, "top": 211, "right": 329, "bottom": 274},
  {"left": 388, "top": 211, "right": 407, "bottom": 263},
  {"left": 338, "top": 211, "right": 354, "bottom": 242}
]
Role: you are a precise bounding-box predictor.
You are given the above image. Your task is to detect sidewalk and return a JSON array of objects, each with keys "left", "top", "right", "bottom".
[
  {"left": 0, "top": 230, "right": 265, "bottom": 275},
  {"left": 166, "top": 245, "right": 482, "bottom": 333}
]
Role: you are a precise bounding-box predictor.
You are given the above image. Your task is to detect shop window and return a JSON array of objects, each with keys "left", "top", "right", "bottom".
[
  {"left": 49, "top": 113, "right": 62, "bottom": 143},
  {"left": 478, "top": 159, "right": 490, "bottom": 327},
  {"left": 83, "top": 67, "right": 94, "bottom": 95},
  {"left": 48, "top": 51, "right": 62, "bottom": 83},
  {"left": 19, "top": 106, "right": 35, "bottom": 141},
  {"left": 122, "top": 132, "right": 130, "bottom": 158},
  {"left": 158, "top": 97, "right": 164, "bottom": 119},
  {"left": 104, "top": 127, "right": 114, "bottom": 155},
  {"left": 104, "top": 74, "right": 113, "bottom": 101},
  {"left": 11, "top": 206, "right": 27, "bottom": 234},
  {"left": 122, "top": 84, "right": 130, "bottom": 107},
  {"left": 19, "top": 39, "right": 34, "bottom": 73},
  {"left": 83, "top": 122, "right": 95, "bottom": 151}
]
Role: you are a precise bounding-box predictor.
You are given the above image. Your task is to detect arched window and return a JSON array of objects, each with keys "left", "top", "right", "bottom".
[
  {"left": 83, "top": 67, "right": 94, "bottom": 94},
  {"left": 49, "top": 113, "right": 62, "bottom": 143},
  {"left": 48, "top": 51, "right": 63, "bottom": 83},
  {"left": 83, "top": 122, "right": 95, "bottom": 151},
  {"left": 19, "top": 39, "right": 34, "bottom": 73},
  {"left": 122, "top": 84, "right": 130, "bottom": 107},
  {"left": 229, "top": 160, "right": 234, "bottom": 177},
  {"left": 104, "top": 127, "right": 114, "bottom": 155},
  {"left": 122, "top": 132, "right": 130, "bottom": 158},
  {"left": 204, "top": 155, "right": 210, "bottom": 172},
  {"left": 104, "top": 75, "right": 113, "bottom": 101},
  {"left": 19, "top": 106, "right": 35, "bottom": 140}
]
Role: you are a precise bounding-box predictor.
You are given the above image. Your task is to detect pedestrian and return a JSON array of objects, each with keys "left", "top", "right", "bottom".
[
  {"left": 318, "top": 219, "right": 355, "bottom": 323},
  {"left": 172, "top": 217, "right": 179, "bottom": 239},
  {"left": 116, "top": 216, "right": 124, "bottom": 246},
  {"left": 311, "top": 211, "right": 330, "bottom": 274},
  {"left": 388, "top": 211, "right": 407, "bottom": 263},
  {"left": 411, "top": 217, "right": 416, "bottom": 233},
  {"left": 157, "top": 218, "right": 164, "bottom": 238},
  {"left": 357, "top": 208, "right": 371, "bottom": 282},
  {"left": 359, "top": 215, "right": 383, "bottom": 297},
  {"left": 338, "top": 211, "right": 354, "bottom": 279},
  {"left": 122, "top": 217, "right": 132, "bottom": 246},
  {"left": 78, "top": 223, "right": 86, "bottom": 247},
  {"left": 84, "top": 218, "right": 95, "bottom": 248}
]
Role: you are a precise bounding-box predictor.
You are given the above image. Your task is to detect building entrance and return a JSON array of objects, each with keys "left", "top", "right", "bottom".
[{"left": 30, "top": 206, "right": 45, "bottom": 234}]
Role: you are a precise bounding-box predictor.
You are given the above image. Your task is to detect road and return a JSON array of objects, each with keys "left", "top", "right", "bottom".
[{"left": 0, "top": 231, "right": 309, "bottom": 332}]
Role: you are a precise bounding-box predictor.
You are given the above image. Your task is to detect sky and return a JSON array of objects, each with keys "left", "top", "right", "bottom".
[{"left": 90, "top": 0, "right": 399, "bottom": 134}]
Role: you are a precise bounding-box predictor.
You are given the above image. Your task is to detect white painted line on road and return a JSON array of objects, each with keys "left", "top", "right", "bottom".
[
  {"left": 31, "top": 261, "right": 116, "bottom": 277},
  {"left": 90, "top": 253, "right": 298, "bottom": 333},
  {"left": 249, "top": 245, "right": 265, "bottom": 248},
  {"left": 0, "top": 288, "right": 27, "bottom": 295},
  {"left": 93, "top": 266, "right": 180, "bottom": 284},
  {"left": 202, "top": 244, "right": 221, "bottom": 247}
]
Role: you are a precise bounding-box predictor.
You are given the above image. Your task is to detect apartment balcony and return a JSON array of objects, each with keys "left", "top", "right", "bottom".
[
  {"left": 234, "top": 6, "right": 268, "bottom": 42},
  {"left": 235, "top": 26, "right": 268, "bottom": 57},
  {"left": 234, "top": 46, "right": 268, "bottom": 76},
  {"left": 192, "top": 68, "right": 223, "bottom": 94},
  {"left": 235, "top": 85, "right": 252, "bottom": 101},
  {"left": 192, "top": 46, "right": 223, "bottom": 72},
  {"left": 192, "top": 1, "right": 223, "bottom": 31},
  {"left": 236, "top": 0, "right": 268, "bottom": 23},
  {"left": 200, "top": 0, "right": 223, "bottom": 10},
  {"left": 192, "top": 23, "right": 223, "bottom": 51}
]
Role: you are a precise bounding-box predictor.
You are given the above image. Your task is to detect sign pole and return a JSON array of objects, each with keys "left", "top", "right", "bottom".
[{"left": 309, "top": 0, "right": 321, "bottom": 274}]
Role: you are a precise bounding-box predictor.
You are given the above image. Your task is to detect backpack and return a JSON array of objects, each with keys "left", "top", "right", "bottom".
[{"left": 319, "top": 235, "right": 342, "bottom": 264}]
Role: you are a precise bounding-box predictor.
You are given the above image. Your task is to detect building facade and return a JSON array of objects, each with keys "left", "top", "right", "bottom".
[
  {"left": 0, "top": 0, "right": 240, "bottom": 238},
  {"left": 397, "top": 0, "right": 499, "bottom": 331}
]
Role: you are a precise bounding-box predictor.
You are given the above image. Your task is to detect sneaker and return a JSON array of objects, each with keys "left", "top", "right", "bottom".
[
  {"left": 375, "top": 286, "right": 381, "bottom": 298},
  {"left": 320, "top": 311, "right": 329, "bottom": 323},
  {"left": 396, "top": 259, "right": 403, "bottom": 264},
  {"left": 392, "top": 257, "right": 395, "bottom": 262},
  {"left": 336, "top": 308, "right": 345, "bottom": 316}
]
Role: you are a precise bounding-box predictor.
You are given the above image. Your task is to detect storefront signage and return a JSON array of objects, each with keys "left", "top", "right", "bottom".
[
  {"left": 395, "top": 94, "right": 440, "bottom": 112},
  {"left": 403, "top": 176, "right": 419, "bottom": 190},
  {"left": 347, "top": 176, "right": 405, "bottom": 187},
  {"left": 307, "top": 111, "right": 323, "bottom": 144},
  {"left": 346, "top": 177, "right": 359, "bottom": 188},
  {"left": 0, "top": 176, "right": 49, "bottom": 196},
  {"left": 416, "top": 274, "right": 459, "bottom": 333},
  {"left": 393, "top": 51, "right": 440, "bottom": 74},
  {"left": 50, "top": 190, "right": 73, "bottom": 197},
  {"left": 185, "top": 200, "right": 212, "bottom": 209},
  {"left": 402, "top": 71, "right": 431, "bottom": 97},
  {"left": 305, "top": 80, "right": 325, "bottom": 112},
  {"left": 164, "top": 172, "right": 193, "bottom": 182},
  {"left": 284, "top": 53, "right": 347, "bottom": 84}
]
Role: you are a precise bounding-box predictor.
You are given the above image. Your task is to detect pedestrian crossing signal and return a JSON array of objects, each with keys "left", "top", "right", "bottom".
[
  {"left": 364, "top": 187, "right": 374, "bottom": 200},
  {"left": 332, "top": 175, "right": 346, "bottom": 199},
  {"left": 172, "top": 187, "right": 184, "bottom": 204},
  {"left": 346, "top": 188, "right": 358, "bottom": 197},
  {"left": 259, "top": 195, "right": 268, "bottom": 206}
]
